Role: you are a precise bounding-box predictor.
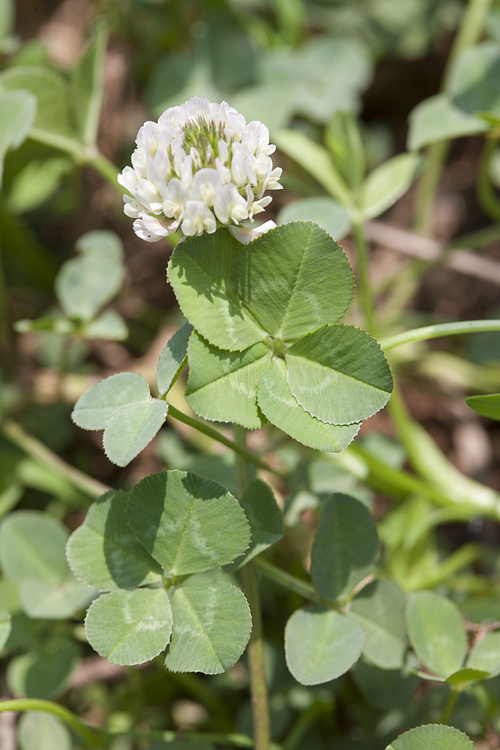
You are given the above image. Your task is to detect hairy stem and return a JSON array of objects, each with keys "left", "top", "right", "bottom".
[
  {"left": 254, "top": 558, "right": 330, "bottom": 607},
  {"left": 380, "top": 319, "right": 500, "bottom": 351},
  {"left": 234, "top": 425, "right": 271, "bottom": 750},
  {"left": 168, "top": 404, "right": 283, "bottom": 476}
]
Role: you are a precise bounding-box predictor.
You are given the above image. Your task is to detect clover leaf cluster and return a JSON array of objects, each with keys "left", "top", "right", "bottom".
[
  {"left": 67, "top": 471, "right": 252, "bottom": 673},
  {"left": 168, "top": 221, "right": 393, "bottom": 451}
]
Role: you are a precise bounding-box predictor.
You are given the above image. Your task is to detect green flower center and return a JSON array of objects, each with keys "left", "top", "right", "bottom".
[{"left": 183, "top": 118, "right": 226, "bottom": 164}]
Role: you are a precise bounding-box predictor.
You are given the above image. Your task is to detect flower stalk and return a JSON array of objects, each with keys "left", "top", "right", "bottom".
[{"left": 234, "top": 425, "right": 271, "bottom": 750}]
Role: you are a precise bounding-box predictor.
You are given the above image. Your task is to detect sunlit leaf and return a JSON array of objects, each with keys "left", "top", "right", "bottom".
[
  {"left": 168, "top": 229, "right": 265, "bottom": 352},
  {"left": 165, "top": 581, "right": 251, "bottom": 674},
  {"left": 186, "top": 333, "right": 270, "bottom": 429},
  {"left": 127, "top": 470, "right": 250, "bottom": 575},
  {"left": 72, "top": 372, "right": 152, "bottom": 430},
  {"left": 234, "top": 222, "right": 353, "bottom": 341},
  {"left": 286, "top": 325, "right": 393, "bottom": 425},
  {"left": 257, "top": 359, "right": 359, "bottom": 452},
  {"left": 85, "top": 589, "right": 172, "bottom": 666},
  {"left": 103, "top": 399, "right": 168, "bottom": 467},
  {"left": 157, "top": 322, "right": 193, "bottom": 395},
  {"left": 67, "top": 490, "right": 162, "bottom": 591}
]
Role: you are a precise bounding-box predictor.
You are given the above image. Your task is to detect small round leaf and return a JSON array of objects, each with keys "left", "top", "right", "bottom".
[
  {"left": 285, "top": 607, "right": 365, "bottom": 685},
  {"left": 386, "top": 724, "right": 475, "bottom": 750},
  {"left": 286, "top": 325, "right": 393, "bottom": 425},
  {"left": 127, "top": 470, "right": 250, "bottom": 576},
  {"left": 406, "top": 591, "right": 467, "bottom": 678},
  {"left": 311, "top": 494, "right": 378, "bottom": 601},
  {"left": 165, "top": 581, "right": 251, "bottom": 674},
  {"left": 85, "top": 588, "right": 172, "bottom": 666}
]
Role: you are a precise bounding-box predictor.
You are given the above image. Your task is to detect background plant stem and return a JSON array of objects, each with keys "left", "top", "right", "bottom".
[
  {"left": 0, "top": 699, "right": 284, "bottom": 749},
  {"left": 0, "top": 699, "right": 104, "bottom": 747},
  {"left": 414, "top": 0, "right": 494, "bottom": 231},
  {"left": 1, "top": 420, "right": 108, "bottom": 499},
  {"left": 477, "top": 135, "right": 500, "bottom": 221},
  {"left": 234, "top": 425, "right": 272, "bottom": 750}
]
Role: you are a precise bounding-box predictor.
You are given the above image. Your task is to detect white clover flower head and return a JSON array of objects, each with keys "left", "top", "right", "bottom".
[{"left": 117, "top": 97, "right": 282, "bottom": 243}]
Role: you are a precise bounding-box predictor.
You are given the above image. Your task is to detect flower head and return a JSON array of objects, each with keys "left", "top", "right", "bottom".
[{"left": 118, "top": 97, "right": 282, "bottom": 243}]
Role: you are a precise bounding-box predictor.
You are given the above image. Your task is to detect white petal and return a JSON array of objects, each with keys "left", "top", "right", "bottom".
[
  {"left": 214, "top": 183, "right": 247, "bottom": 225},
  {"left": 117, "top": 166, "right": 139, "bottom": 195},
  {"left": 181, "top": 201, "right": 217, "bottom": 236},
  {"left": 249, "top": 195, "right": 272, "bottom": 218},
  {"left": 228, "top": 220, "right": 277, "bottom": 245},
  {"left": 191, "top": 168, "right": 223, "bottom": 206},
  {"left": 123, "top": 195, "right": 143, "bottom": 218},
  {"left": 133, "top": 212, "right": 179, "bottom": 242},
  {"left": 162, "top": 177, "right": 188, "bottom": 220}
]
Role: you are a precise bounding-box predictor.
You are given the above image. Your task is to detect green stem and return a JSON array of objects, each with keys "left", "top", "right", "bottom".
[
  {"left": 0, "top": 699, "right": 284, "bottom": 749},
  {"left": 27, "top": 125, "right": 121, "bottom": 192},
  {"left": 168, "top": 405, "right": 283, "bottom": 476},
  {"left": 234, "top": 426, "right": 271, "bottom": 750},
  {"left": 353, "top": 221, "right": 375, "bottom": 333},
  {"left": 0, "top": 700, "right": 104, "bottom": 747},
  {"left": 414, "top": 141, "right": 449, "bottom": 231},
  {"left": 414, "top": 0, "right": 494, "bottom": 231},
  {"left": 254, "top": 558, "right": 329, "bottom": 607},
  {"left": 477, "top": 136, "right": 500, "bottom": 221},
  {"left": 1, "top": 420, "right": 108, "bottom": 499},
  {"left": 380, "top": 319, "right": 500, "bottom": 351},
  {"left": 340, "top": 444, "right": 453, "bottom": 507},
  {"left": 443, "top": 0, "right": 493, "bottom": 70},
  {"left": 441, "top": 688, "right": 460, "bottom": 724},
  {"left": 86, "top": 150, "right": 121, "bottom": 190}
]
